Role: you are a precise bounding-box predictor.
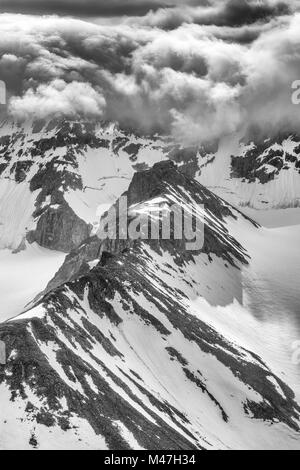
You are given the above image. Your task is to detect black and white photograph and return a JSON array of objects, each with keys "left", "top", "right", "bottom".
[{"left": 0, "top": 0, "right": 300, "bottom": 452}]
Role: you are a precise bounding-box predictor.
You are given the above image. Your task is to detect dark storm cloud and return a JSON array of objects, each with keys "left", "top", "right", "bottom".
[
  {"left": 1, "top": 9, "right": 300, "bottom": 144},
  {"left": 136, "top": 0, "right": 293, "bottom": 30},
  {"left": 0, "top": 0, "right": 171, "bottom": 17},
  {"left": 210, "top": 0, "right": 290, "bottom": 27},
  {"left": 193, "top": 19, "right": 289, "bottom": 45}
]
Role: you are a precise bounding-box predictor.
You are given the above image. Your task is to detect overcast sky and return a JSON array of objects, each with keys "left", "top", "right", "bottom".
[
  {"left": 0, "top": 0, "right": 174, "bottom": 17},
  {"left": 0, "top": 0, "right": 294, "bottom": 20},
  {"left": 1, "top": 0, "right": 300, "bottom": 143}
]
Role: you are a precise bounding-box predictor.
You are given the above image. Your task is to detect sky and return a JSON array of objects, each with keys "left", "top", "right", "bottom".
[
  {"left": 0, "top": 0, "right": 173, "bottom": 17},
  {"left": 1, "top": 0, "right": 300, "bottom": 143}
]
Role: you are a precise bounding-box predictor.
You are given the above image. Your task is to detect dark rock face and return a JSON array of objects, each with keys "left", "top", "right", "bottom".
[
  {"left": 231, "top": 134, "right": 300, "bottom": 184},
  {"left": 126, "top": 160, "right": 178, "bottom": 205},
  {"left": 27, "top": 203, "right": 91, "bottom": 253},
  {"left": 11, "top": 161, "right": 34, "bottom": 183},
  {"left": 124, "top": 160, "right": 253, "bottom": 266}
]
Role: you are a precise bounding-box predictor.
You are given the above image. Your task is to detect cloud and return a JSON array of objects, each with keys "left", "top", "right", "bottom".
[
  {"left": 134, "top": 0, "right": 294, "bottom": 30},
  {"left": 0, "top": 0, "right": 171, "bottom": 17},
  {"left": 9, "top": 79, "right": 106, "bottom": 119},
  {"left": 1, "top": 12, "right": 300, "bottom": 144}
]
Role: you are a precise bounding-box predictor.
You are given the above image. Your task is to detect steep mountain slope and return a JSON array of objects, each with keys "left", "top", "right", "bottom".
[
  {"left": 197, "top": 133, "right": 300, "bottom": 211},
  {"left": 1, "top": 120, "right": 299, "bottom": 256},
  {"left": 1, "top": 120, "right": 300, "bottom": 249},
  {"left": 0, "top": 118, "right": 172, "bottom": 321},
  {"left": 0, "top": 118, "right": 212, "bottom": 322},
  {"left": 0, "top": 118, "right": 188, "bottom": 252},
  {"left": 0, "top": 161, "right": 299, "bottom": 450}
]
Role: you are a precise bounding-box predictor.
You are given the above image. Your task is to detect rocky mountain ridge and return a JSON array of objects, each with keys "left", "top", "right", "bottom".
[
  {"left": 0, "top": 160, "right": 299, "bottom": 450},
  {"left": 1, "top": 119, "right": 300, "bottom": 254}
]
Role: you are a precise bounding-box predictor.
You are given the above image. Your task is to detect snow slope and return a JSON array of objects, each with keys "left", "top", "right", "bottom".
[
  {"left": 0, "top": 179, "right": 37, "bottom": 250},
  {"left": 0, "top": 162, "right": 299, "bottom": 450},
  {"left": 240, "top": 207, "right": 300, "bottom": 228},
  {"left": 197, "top": 133, "right": 300, "bottom": 210},
  {"left": 0, "top": 243, "right": 65, "bottom": 323},
  {"left": 236, "top": 220, "right": 300, "bottom": 399},
  {"left": 203, "top": 212, "right": 300, "bottom": 403}
]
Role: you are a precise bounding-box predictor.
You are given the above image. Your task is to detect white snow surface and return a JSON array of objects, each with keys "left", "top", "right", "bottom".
[
  {"left": 0, "top": 243, "right": 65, "bottom": 323},
  {"left": 0, "top": 179, "right": 38, "bottom": 250},
  {"left": 229, "top": 215, "right": 300, "bottom": 400}
]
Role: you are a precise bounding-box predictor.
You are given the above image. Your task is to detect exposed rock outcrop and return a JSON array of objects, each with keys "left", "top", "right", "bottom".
[{"left": 27, "top": 203, "right": 91, "bottom": 253}]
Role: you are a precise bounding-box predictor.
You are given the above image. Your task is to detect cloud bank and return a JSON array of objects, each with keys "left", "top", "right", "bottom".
[
  {"left": 0, "top": 0, "right": 171, "bottom": 17},
  {"left": 1, "top": 2, "right": 300, "bottom": 144},
  {"left": 134, "top": 0, "right": 293, "bottom": 30}
]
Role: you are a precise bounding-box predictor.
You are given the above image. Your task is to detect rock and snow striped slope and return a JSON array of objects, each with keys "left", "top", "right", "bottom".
[
  {"left": 0, "top": 119, "right": 172, "bottom": 252},
  {"left": 197, "top": 133, "right": 300, "bottom": 211},
  {"left": 0, "top": 119, "right": 172, "bottom": 322},
  {"left": 1, "top": 119, "right": 300, "bottom": 256},
  {"left": 0, "top": 161, "right": 299, "bottom": 450}
]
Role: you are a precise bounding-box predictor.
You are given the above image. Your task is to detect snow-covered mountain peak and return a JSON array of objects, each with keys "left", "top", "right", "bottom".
[
  {"left": 0, "top": 160, "right": 299, "bottom": 450},
  {"left": 43, "top": 159, "right": 254, "bottom": 296}
]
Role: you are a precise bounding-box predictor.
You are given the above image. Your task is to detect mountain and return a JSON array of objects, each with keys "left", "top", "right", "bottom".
[
  {"left": 1, "top": 120, "right": 300, "bottom": 250},
  {"left": 0, "top": 118, "right": 299, "bottom": 323},
  {"left": 0, "top": 119, "right": 163, "bottom": 252},
  {"left": 0, "top": 119, "right": 172, "bottom": 321},
  {"left": 1, "top": 120, "right": 299, "bottom": 254},
  {"left": 0, "top": 160, "right": 299, "bottom": 450},
  {"left": 197, "top": 133, "right": 300, "bottom": 211},
  {"left": 0, "top": 120, "right": 300, "bottom": 449},
  {"left": 0, "top": 118, "right": 221, "bottom": 321}
]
